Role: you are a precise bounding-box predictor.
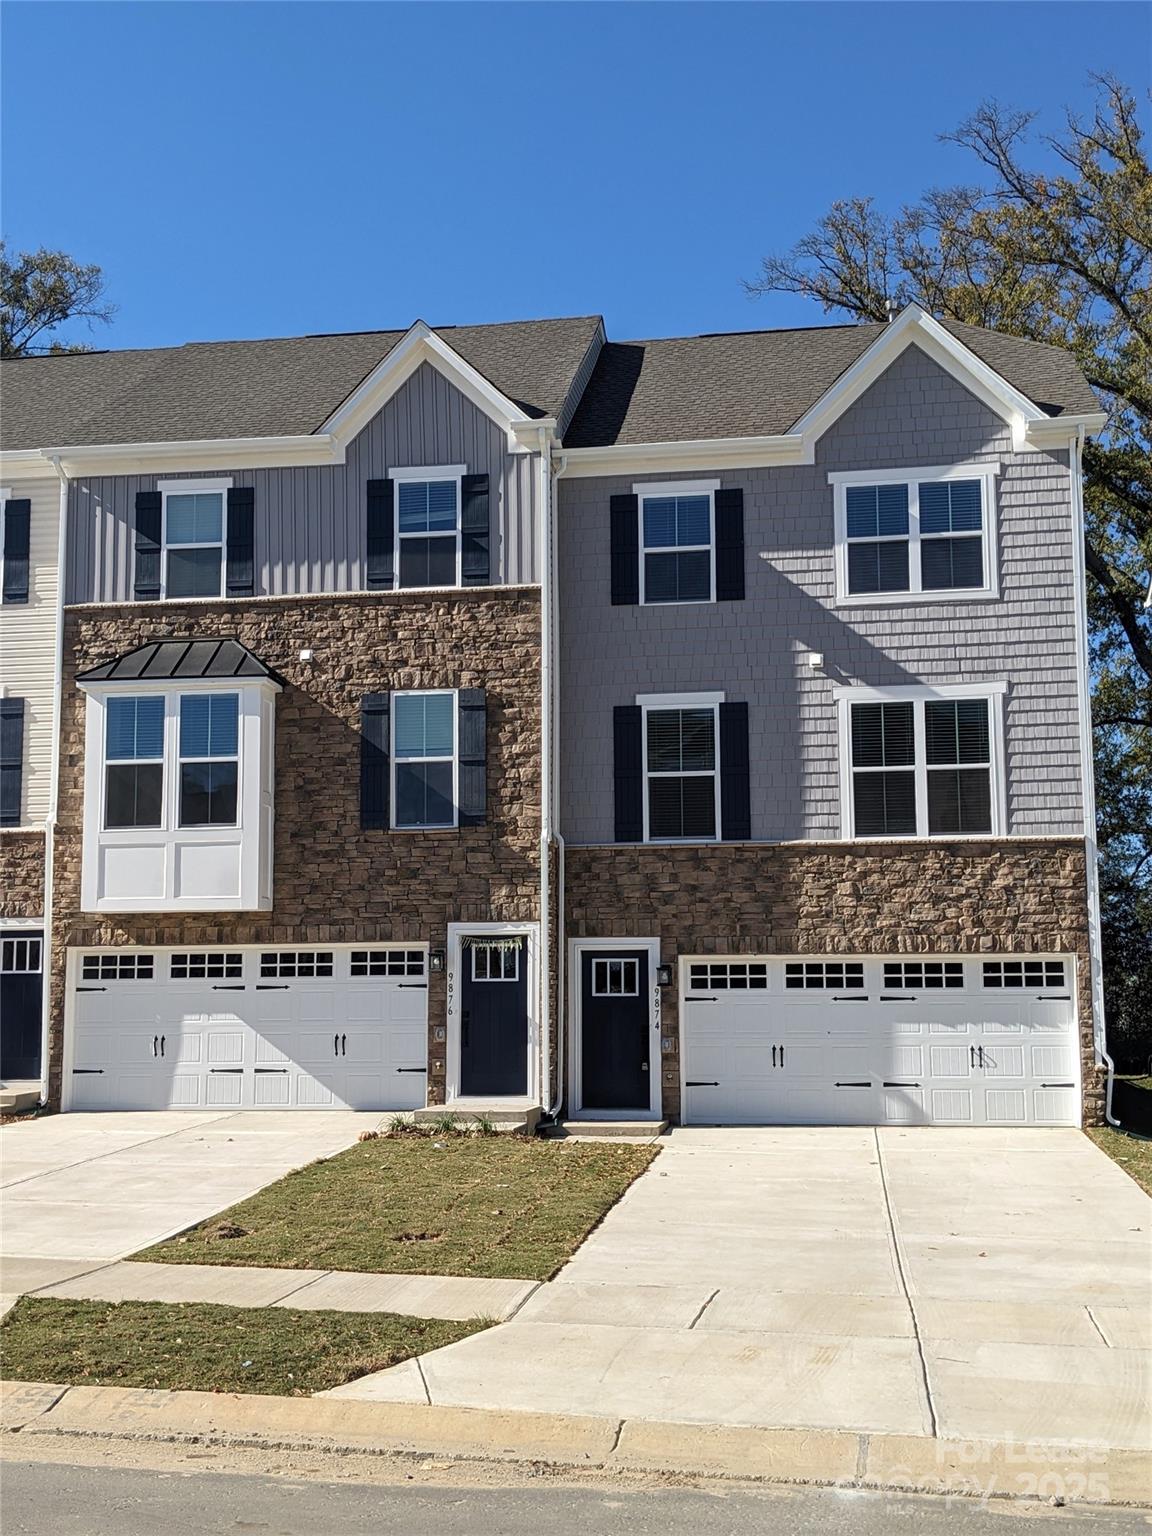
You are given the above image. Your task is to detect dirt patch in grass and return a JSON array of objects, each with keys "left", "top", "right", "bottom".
[
  {"left": 135, "top": 1135, "right": 658, "bottom": 1280},
  {"left": 1086, "top": 1127, "right": 1152, "bottom": 1197},
  {"left": 0, "top": 1297, "right": 483, "bottom": 1397}
]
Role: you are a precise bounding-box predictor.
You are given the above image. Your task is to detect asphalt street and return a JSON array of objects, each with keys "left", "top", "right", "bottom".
[{"left": 1, "top": 1454, "right": 1147, "bottom": 1536}]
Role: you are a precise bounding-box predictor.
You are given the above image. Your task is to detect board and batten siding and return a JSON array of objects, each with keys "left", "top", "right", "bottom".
[
  {"left": 558, "top": 344, "right": 1086, "bottom": 844},
  {"left": 0, "top": 475, "right": 60, "bottom": 826},
  {"left": 65, "top": 362, "right": 540, "bottom": 603}
]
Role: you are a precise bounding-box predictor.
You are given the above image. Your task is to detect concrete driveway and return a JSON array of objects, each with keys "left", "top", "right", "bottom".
[
  {"left": 0, "top": 1111, "right": 381, "bottom": 1288},
  {"left": 331, "top": 1128, "right": 1152, "bottom": 1451}
]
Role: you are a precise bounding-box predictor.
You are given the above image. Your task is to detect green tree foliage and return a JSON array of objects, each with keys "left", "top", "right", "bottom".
[
  {"left": 1, "top": 243, "right": 115, "bottom": 357},
  {"left": 747, "top": 75, "right": 1151, "bottom": 1057}
]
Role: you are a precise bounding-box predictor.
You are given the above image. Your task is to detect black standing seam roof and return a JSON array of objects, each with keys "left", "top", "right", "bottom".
[{"left": 76, "top": 638, "right": 286, "bottom": 686}]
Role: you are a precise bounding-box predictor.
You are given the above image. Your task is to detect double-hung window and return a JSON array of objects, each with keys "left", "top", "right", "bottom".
[
  {"left": 104, "top": 696, "right": 165, "bottom": 828},
  {"left": 393, "top": 691, "right": 456, "bottom": 828},
  {"left": 636, "top": 481, "right": 716, "bottom": 604},
  {"left": 641, "top": 694, "right": 721, "bottom": 841},
  {"left": 837, "top": 684, "right": 1005, "bottom": 839},
  {"left": 394, "top": 468, "right": 463, "bottom": 589},
  {"left": 160, "top": 480, "right": 230, "bottom": 599},
  {"left": 831, "top": 465, "right": 998, "bottom": 602},
  {"left": 179, "top": 693, "right": 239, "bottom": 826}
]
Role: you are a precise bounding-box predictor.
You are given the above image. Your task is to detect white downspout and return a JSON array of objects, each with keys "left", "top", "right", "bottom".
[
  {"left": 548, "top": 453, "right": 567, "bottom": 1120},
  {"left": 537, "top": 429, "right": 554, "bottom": 1116},
  {"left": 1069, "top": 426, "right": 1117, "bottom": 1125},
  {"left": 40, "top": 456, "right": 69, "bottom": 1107}
]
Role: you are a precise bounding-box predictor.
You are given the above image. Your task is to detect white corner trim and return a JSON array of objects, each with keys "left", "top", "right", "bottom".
[{"left": 321, "top": 322, "right": 534, "bottom": 453}]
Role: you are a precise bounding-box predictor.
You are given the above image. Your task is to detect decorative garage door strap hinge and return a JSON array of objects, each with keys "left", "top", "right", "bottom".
[
  {"left": 396, "top": 1067, "right": 428, "bottom": 1073},
  {"left": 685, "top": 1080, "right": 720, "bottom": 1087},
  {"left": 76, "top": 986, "right": 107, "bottom": 993}
]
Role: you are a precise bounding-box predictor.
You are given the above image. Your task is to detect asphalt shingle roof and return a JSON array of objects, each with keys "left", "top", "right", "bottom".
[
  {"left": 561, "top": 319, "right": 1101, "bottom": 447},
  {"left": 1, "top": 311, "right": 1098, "bottom": 454},
  {"left": 1, "top": 316, "right": 604, "bottom": 451}
]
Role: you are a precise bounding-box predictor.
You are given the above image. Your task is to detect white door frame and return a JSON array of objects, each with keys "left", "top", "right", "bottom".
[
  {"left": 445, "top": 921, "right": 540, "bottom": 1105},
  {"left": 568, "top": 936, "right": 663, "bottom": 1121}
]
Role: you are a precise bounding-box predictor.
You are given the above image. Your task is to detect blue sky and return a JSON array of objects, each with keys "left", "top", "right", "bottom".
[{"left": 2, "top": 2, "right": 1146, "bottom": 351}]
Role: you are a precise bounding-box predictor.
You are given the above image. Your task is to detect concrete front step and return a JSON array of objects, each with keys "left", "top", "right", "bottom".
[
  {"left": 554, "top": 1120, "right": 668, "bottom": 1139},
  {"left": 0, "top": 1082, "right": 40, "bottom": 1114},
  {"left": 411, "top": 1104, "right": 542, "bottom": 1135}
]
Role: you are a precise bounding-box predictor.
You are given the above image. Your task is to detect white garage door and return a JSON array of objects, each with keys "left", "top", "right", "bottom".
[
  {"left": 681, "top": 955, "right": 1079, "bottom": 1127},
  {"left": 69, "top": 946, "right": 429, "bottom": 1112}
]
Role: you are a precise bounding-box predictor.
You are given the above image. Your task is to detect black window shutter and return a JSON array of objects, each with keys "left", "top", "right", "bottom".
[
  {"left": 2, "top": 499, "right": 31, "bottom": 604},
  {"left": 719, "top": 701, "right": 751, "bottom": 841},
  {"left": 460, "top": 474, "right": 491, "bottom": 586},
  {"left": 360, "top": 693, "right": 390, "bottom": 829},
  {"left": 0, "top": 697, "right": 25, "bottom": 826},
  {"left": 457, "top": 688, "right": 487, "bottom": 825},
  {"left": 715, "top": 487, "right": 745, "bottom": 601},
  {"left": 226, "top": 486, "right": 255, "bottom": 596},
  {"left": 613, "top": 704, "right": 644, "bottom": 842},
  {"left": 366, "top": 479, "right": 395, "bottom": 589},
  {"left": 610, "top": 494, "right": 639, "bottom": 605},
  {"left": 134, "top": 491, "right": 162, "bottom": 600}
]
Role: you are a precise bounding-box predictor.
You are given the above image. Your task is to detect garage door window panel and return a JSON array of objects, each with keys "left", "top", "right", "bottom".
[
  {"left": 179, "top": 693, "right": 239, "bottom": 827},
  {"left": 104, "top": 696, "right": 165, "bottom": 829},
  {"left": 645, "top": 706, "right": 718, "bottom": 841}
]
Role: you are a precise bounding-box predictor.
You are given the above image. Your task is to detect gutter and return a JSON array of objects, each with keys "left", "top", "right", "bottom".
[
  {"left": 1069, "top": 425, "right": 1118, "bottom": 1126},
  {"left": 40, "top": 456, "right": 69, "bottom": 1108}
]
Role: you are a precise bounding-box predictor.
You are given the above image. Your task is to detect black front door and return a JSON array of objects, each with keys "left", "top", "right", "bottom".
[
  {"left": 459, "top": 938, "right": 528, "bottom": 1096},
  {"left": 581, "top": 949, "right": 651, "bottom": 1111},
  {"left": 1, "top": 931, "right": 43, "bottom": 1080}
]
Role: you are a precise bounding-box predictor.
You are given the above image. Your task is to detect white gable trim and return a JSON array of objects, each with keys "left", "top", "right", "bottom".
[
  {"left": 320, "top": 321, "right": 535, "bottom": 452},
  {"left": 791, "top": 305, "right": 1043, "bottom": 455}
]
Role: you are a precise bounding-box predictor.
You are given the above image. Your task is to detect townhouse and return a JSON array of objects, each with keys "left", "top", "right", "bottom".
[{"left": 0, "top": 305, "right": 1110, "bottom": 1128}]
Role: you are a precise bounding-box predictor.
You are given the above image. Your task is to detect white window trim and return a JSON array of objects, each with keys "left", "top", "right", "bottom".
[
  {"left": 389, "top": 464, "right": 467, "bottom": 592},
  {"left": 390, "top": 687, "right": 459, "bottom": 831},
  {"left": 633, "top": 479, "right": 720, "bottom": 607},
  {"left": 829, "top": 462, "right": 1000, "bottom": 606},
  {"left": 79, "top": 675, "right": 278, "bottom": 913},
  {"left": 636, "top": 689, "right": 724, "bottom": 845},
  {"left": 99, "top": 687, "right": 243, "bottom": 834},
  {"left": 157, "top": 478, "right": 233, "bottom": 601},
  {"left": 177, "top": 694, "right": 240, "bottom": 830},
  {"left": 834, "top": 681, "right": 1007, "bottom": 841}
]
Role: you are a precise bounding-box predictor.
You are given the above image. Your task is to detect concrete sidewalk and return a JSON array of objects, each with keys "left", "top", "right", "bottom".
[
  {"left": 1, "top": 1258, "right": 535, "bottom": 1322},
  {"left": 329, "top": 1127, "right": 1152, "bottom": 1452},
  {"left": 3, "top": 1379, "right": 1150, "bottom": 1508}
]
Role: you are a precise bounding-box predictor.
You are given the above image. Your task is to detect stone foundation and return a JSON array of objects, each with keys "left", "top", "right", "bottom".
[{"left": 564, "top": 838, "right": 1101, "bottom": 1125}]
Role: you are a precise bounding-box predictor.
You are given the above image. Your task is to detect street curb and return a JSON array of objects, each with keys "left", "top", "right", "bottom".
[{"left": 1, "top": 1380, "right": 1148, "bottom": 1507}]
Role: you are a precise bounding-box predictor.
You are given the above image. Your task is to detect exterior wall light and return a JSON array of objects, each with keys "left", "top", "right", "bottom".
[
  {"left": 656, "top": 964, "right": 673, "bottom": 987},
  {"left": 429, "top": 949, "right": 446, "bottom": 974}
]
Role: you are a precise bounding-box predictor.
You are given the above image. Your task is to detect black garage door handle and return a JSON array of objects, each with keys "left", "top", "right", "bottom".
[
  {"left": 397, "top": 1067, "right": 428, "bottom": 1074},
  {"left": 685, "top": 1080, "right": 719, "bottom": 1087},
  {"left": 836, "top": 1081, "right": 871, "bottom": 1087}
]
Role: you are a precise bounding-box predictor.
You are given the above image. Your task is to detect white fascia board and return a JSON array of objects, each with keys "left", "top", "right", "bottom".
[
  {"left": 0, "top": 450, "right": 59, "bottom": 480},
  {"left": 791, "top": 305, "right": 1046, "bottom": 455},
  {"left": 558, "top": 434, "right": 804, "bottom": 478},
  {"left": 1025, "top": 412, "right": 1108, "bottom": 447},
  {"left": 321, "top": 321, "right": 535, "bottom": 453},
  {"left": 39, "top": 435, "right": 342, "bottom": 478},
  {"left": 831, "top": 680, "right": 1008, "bottom": 701},
  {"left": 78, "top": 674, "right": 282, "bottom": 697}
]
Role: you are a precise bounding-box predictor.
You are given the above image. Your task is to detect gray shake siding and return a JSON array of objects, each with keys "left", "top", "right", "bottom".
[
  {"left": 558, "top": 345, "right": 1084, "bottom": 844},
  {"left": 65, "top": 362, "right": 540, "bottom": 603}
]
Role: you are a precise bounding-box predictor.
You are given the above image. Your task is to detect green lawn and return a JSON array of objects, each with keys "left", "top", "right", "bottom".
[
  {"left": 134, "top": 1134, "right": 658, "bottom": 1280},
  {"left": 0, "top": 1297, "right": 482, "bottom": 1397},
  {"left": 1087, "top": 1127, "right": 1152, "bottom": 1197}
]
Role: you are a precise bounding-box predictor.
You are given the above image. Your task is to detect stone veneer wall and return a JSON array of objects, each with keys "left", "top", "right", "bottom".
[
  {"left": 1, "top": 831, "right": 46, "bottom": 921},
  {"left": 47, "top": 589, "right": 543, "bottom": 1108},
  {"left": 564, "top": 839, "right": 1101, "bottom": 1125}
]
